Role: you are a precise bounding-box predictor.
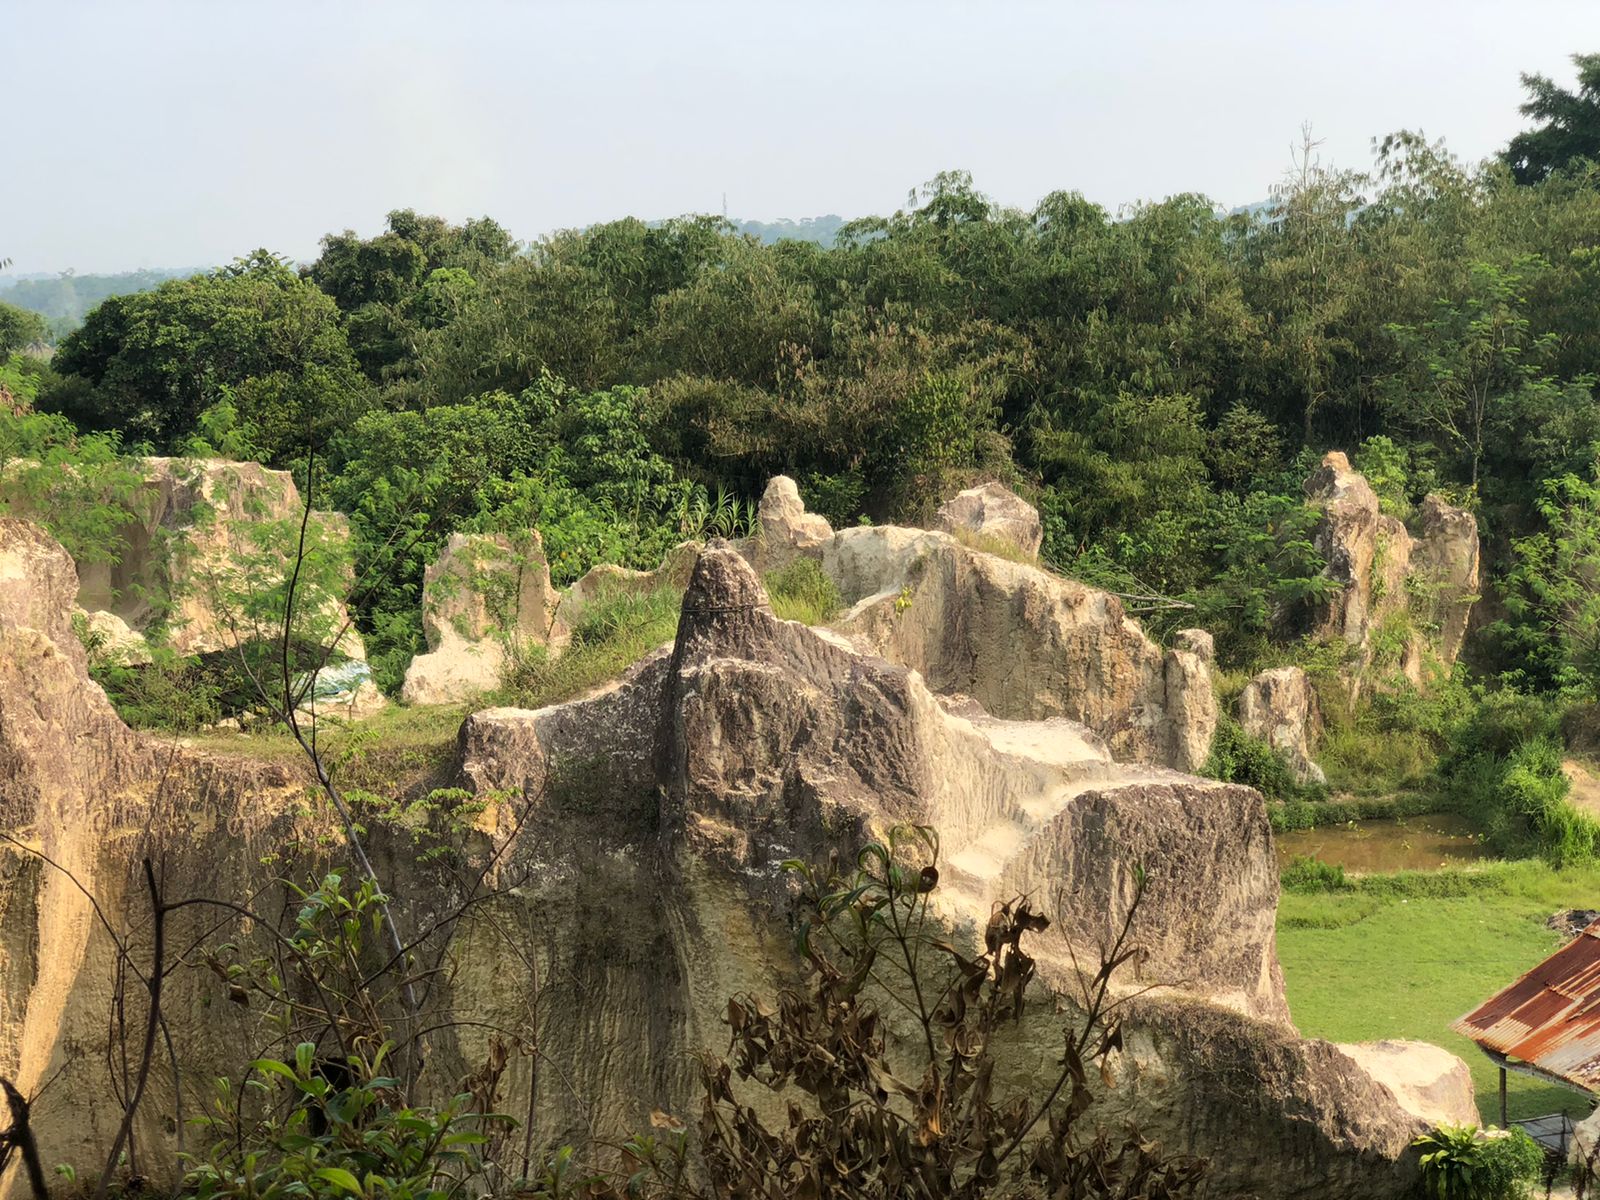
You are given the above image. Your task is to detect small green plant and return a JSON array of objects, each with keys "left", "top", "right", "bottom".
[
  {"left": 1414, "top": 1124, "right": 1542, "bottom": 1200},
  {"left": 187, "top": 871, "right": 515, "bottom": 1200}
]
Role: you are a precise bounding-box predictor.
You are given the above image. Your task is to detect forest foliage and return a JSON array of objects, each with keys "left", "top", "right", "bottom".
[{"left": 4, "top": 55, "right": 1600, "bottom": 742}]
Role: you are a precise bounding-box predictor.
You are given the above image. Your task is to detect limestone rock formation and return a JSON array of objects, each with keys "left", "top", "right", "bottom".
[
  {"left": 0, "top": 519, "right": 1465, "bottom": 1199},
  {"left": 1175, "top": 626, "right": 1215, "bottom": 664},
  {"left": 756, "top": 475, "right": 832, "bottom": 567},
  {"left": 1305, "top": 451, "right": 1479, "bottom": 692},
  {"left": 933, "top": 481, "right": 1043, "bottom": 558},
  {"left": 452, "top": 543, "right": 1450, "bottom": 1197},
  {"left": 1413, "top": 494, "right": 1482, "bottom": 666},
  {"left": 560, "top": 541, "right": 700, "bottom": 627},
  {"left": 1336, "top": 1040, "right": 1478, "bottom": 1128},
  {"left": 1239, "top": 666, "right": 1326, "bottom": 785},
  {"left": 823, "top": 526, "right": 1217, "bottom": 771},
  {"left": 75, "top": 607, "right": 152, "bottom": 665},
  {"left": 401, "top": 531, "right": 567, "bottom": 705},
  {"left": 67, "top": 457, "right": 365, "bottom": 660}
]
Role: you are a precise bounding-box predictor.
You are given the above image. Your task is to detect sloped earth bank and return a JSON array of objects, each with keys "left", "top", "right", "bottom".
[{"left": 3, "top": 519, "right": 1451, "bottom": 1198}]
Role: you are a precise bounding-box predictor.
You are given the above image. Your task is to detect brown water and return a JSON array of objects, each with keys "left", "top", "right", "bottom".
[{"left": 1275, "top": 812, "right": 1490, "bottom": 873}]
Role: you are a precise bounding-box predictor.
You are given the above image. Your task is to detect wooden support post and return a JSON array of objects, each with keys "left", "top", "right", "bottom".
[{"left": 1501, "top": 1066, "right": 1508, "bottom": 1128}]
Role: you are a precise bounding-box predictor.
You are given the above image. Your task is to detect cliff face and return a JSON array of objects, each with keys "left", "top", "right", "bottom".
[
  {"left": 1305, "top": 452, "right": 1480, "bottom": 693},
  {"left": 0, "top": 519, "right": 1458, "bottom": 1199}
]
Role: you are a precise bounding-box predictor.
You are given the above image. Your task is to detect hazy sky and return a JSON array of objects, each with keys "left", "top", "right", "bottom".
[{"left": 6, "top": 0, "right": 1600, "bottom": 275}]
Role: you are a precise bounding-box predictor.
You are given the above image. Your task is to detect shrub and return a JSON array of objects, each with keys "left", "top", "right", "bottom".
[
  {"left": 1414, "top": 1124, "right": 1543, "bottom": 1200},
  {"left": 1281, "top": 855, "right": 1351, "bottom": 892},
  {"left": 1204, "top": 712, "right": 1327, "bottom": 802}
]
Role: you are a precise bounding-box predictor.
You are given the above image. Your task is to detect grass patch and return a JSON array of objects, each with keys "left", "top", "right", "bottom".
[
  {"left": 1316, "top": 722, "right": 1437, "bottom": 796},
  {"left": 182, "top": 701, "right": 470, "bottom": 795},
  {"left": 764, "top": 557, "right": 842, "bottom": 625},
  {"left": 950, "top": 526, "right": 1038, "bottom": 565},
  {"left": 1269, "top": 790, "right": 1446, "bottom": 831},
  {"left": 1277, "top": 858, "right": 1600, "bottom": 1124},
  {"left": 495, "top": 583, "right": 682, "bottom": 710}
]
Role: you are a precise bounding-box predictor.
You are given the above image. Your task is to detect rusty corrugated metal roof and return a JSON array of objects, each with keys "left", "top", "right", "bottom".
[{"left": 1453, "top": 922, "right": 1600, "bottom": 1093}]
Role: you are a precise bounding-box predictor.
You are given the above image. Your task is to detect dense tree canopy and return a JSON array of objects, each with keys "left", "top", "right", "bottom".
[{"left": 22, "top": 54, "right": 1600, "bottom": 698}]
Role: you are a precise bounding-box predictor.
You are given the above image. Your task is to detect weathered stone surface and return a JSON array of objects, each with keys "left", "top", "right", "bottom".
[
  {"left": 1175, "top": 627, "right": 1215, "bottom": 664},
  {"left": 69, "top": 457, "right": 364, "bottom": 660},
  {"left": 824, "top": 526, "right": 1217, "bottom": 771},
  {"left": 1305, "top": 452, "right": 1479, "bottom": 694},
  {"left": 932, "top": 481, "right": 1043, "bottom": 558},
  {"left": 1239, "top": 666, "right": 1326, "bottom": 785},
  {"left": 1335, "top": 1040, "right": 1478, "bottom": 1127},
  {"left": 756, "top": 475, "right": 832, "bottom": 567},
  {"left": 1413, "top": 494, "right": 1481, "bottom": 667},
  {"left": 0, "top": 521, "right": 1462, "bottom": 1199},
  {"left": 75, "top": 607, "right": 152, "bottom": 666},
  {"left": 401, "top": 531, "right": 567, "bottom": 705}
]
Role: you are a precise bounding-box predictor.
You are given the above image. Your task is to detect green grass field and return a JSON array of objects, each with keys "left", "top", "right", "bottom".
[{"left": 1277, "top": 861, "right": 1600, "bottom": 1124}]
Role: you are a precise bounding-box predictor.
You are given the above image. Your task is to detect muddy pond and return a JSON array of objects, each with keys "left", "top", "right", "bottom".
[{"left": 1275, "top": 811, "right": 1490, "bottom": 873}]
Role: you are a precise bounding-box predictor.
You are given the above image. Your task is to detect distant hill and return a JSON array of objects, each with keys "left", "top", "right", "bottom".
[
  {"left": 0, "top": 268, "right": 203, "bottom": 336},
  {"left": 728, "top": 215, "right": 847, "bottom": 247}
]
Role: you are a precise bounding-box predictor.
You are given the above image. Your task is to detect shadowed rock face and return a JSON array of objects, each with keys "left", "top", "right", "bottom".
[{"left": 1, "top": 522, "right": 1453, "bottom": 1199}]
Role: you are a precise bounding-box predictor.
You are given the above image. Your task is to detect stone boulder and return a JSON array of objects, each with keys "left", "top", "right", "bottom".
[
  {"left": 1305, "top": 452, "right": 1479, "bottom": 693},
  {"left": 932, "top": 481, "right": 1043, "bottom": 558},
  {"left": 756, "top": 475, "right": 832, "bottom": 567},
  {"left": 401, "top": 531, "right": 567, "bottom": 705},
  {"left": 1336, "top": 1040, "right": 1478, "bottom": 1127},
  {"left": 1239, "top": 666, "right": 1326, "bottom": 785}
]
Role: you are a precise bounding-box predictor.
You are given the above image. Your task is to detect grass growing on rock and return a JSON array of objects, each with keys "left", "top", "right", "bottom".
[
  {"left": 495, "top": 583, "right": 683, "bottom": 710},
  {"left": 764, "top": 557, "right": 843, "bottom": 625},
  {"left": 1276, "top": 859, "right": 1600, "bottom": 1123}
]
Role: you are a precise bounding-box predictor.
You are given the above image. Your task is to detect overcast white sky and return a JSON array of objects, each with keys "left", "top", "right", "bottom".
[{"left": 5, "top": 0, "right": 1599, "bottom": 275}]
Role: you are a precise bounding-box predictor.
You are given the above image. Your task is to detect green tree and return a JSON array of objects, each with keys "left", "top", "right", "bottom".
[
  {"left": 0, "top": 300, "right": 49, "bottom": 354},
  {"left": 48, "top": 252, "right": 361, "bottom": 460},
  {"left": 1502, "top": 52, "right": 1600, "bottom": 184}
]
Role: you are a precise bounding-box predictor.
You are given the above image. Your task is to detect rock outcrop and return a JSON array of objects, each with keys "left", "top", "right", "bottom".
[
  {"left": 1239, "top": 666, "right": 1326, "bottom": 785},
  {"left": 822, "top": 526, "right": 1216, "bottom": 771},
  {"left": 66, "top": 457, "right": 365, "bottom": 659},
  {"left": 932, "top": 481, "right": 1043, "bottom": 558},
  {"left": 400, "top": 531, "right": 567, "bottom": 705},
  {"left": 0, "top": 518, "right": 1464, "bottom": 1199},
  {"left": 756, "top": 475, "right": 832, "bottom": 567},
  {"left": 1305, "top": 452, "right": 1479, "bottom": 692},
  {"left": 1175, "top": 627, "right": 1215, "bottom": 664},
  {"left": 1335, "top": 1040, "right": 1478, "bottom": 1128}
]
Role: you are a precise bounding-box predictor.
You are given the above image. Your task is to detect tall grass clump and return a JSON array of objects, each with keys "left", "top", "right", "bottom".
[
  {"left": 763, "top": 557, "right": 842, "bottom": 625},
  {"left": 496, "top": 583, "right": 682, "bottom": 709}
]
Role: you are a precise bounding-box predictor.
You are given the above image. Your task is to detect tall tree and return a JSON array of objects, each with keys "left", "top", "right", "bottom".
[{"left": 1502, "top": 52, "right": 1600, "bottom": 184}]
